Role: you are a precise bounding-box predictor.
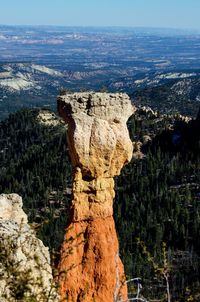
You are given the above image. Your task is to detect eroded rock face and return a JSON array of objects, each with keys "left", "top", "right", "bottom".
[
  {"left": 58, "top": 92, "right": 133, "bottom": 177},
  {"left": 0, "top": 193, "right": 27, "bottom": 224},
  {"left": 58, "top": 92, "right": 135, "bottom": 221},
  {"left": 58, "top": 92, "right": 134, "bottom": 301},
  {"left": 0, "top": 194, "right": 58, "bottom": 302},
  {"left": 59, "top": 217, "right": 127, "bottom": 302}
]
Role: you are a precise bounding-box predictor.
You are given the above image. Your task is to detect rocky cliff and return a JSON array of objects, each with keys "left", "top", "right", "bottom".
[
  {"left": 57, "top": 92, "right": 135, "bottom": 301},
  {"left": 0, "top": 194, "right": 58, "bottom": 302}
]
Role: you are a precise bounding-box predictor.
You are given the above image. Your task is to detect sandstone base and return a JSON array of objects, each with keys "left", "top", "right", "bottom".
[{"left": 58, "top": 217, "right": 128, "bottom": 302}]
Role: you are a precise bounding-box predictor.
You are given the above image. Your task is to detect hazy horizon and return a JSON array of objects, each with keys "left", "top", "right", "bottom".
[
  {"left": 0, "top": 24, "right": 200, "bottom": 36},
  {"left": 1, "top": 0, "right": 200, "bottom": 30}
]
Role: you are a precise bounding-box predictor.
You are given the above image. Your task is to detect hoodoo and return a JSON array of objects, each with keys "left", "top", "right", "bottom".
[{"left": 57, "top": 92, "right": 135, "bottom": 302}]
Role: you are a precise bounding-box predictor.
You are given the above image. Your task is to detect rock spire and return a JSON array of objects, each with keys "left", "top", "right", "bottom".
[{"left": 58, "top": 92, "right": 135, "bottom": 302}]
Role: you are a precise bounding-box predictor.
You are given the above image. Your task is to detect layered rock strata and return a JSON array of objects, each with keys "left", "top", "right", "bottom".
[
  {"left": 58, "top": 92, "right": 135, "bottom": 302},
  {"left": 0, "top": 194, "right": 58, "bottom": 302}
]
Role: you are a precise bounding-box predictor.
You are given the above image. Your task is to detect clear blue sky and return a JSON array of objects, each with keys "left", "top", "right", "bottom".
[{"left": 0, "top": 0, "right": 200, "bottom": 29}]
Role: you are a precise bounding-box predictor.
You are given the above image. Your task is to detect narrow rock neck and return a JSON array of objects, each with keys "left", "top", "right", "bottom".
[{"left": 71, "top": 167, "right": 115, "bottom": 221}]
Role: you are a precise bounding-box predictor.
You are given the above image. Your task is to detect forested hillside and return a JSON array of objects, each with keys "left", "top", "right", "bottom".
[
  {"left": 0, "top": 108, "right": 199, "bottom": 301},
  {"left": 131, "top": 77, "right": 200, "bottom": 117},
  {"left": 116, "top": 111, "right": 200, "bottom": 300},
  {"left": 0, "top": 109, "right": 72, "bottom": 249}
]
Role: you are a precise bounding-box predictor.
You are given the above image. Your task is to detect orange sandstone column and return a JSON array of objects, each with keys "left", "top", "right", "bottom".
[{"left": 57, "top": 92, "right": 135, "bottom": 302}]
